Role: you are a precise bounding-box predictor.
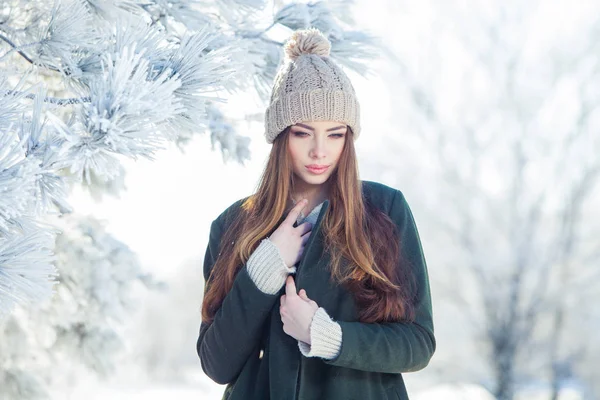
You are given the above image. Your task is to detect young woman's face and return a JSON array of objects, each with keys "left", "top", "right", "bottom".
[{"left": 288, "top": 120, "right": 347, "bottom": 187}]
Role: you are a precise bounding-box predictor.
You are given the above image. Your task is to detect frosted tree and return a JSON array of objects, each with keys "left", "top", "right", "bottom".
[
  {"left": 375, "top": 1, "right": 600, "bottom": 399},
  {"left": 0, "top": 0, "right": 378, "bottom": 317},
  {"left": 0, "top": 0, "right": 378, "bottom": 398},
  {"left": 0, "top": 213, "right": 162, "bottom": 398}
]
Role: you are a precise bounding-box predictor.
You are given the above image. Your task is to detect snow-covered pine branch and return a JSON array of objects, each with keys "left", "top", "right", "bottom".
[{"left": 0, "top": 0, "right": 381, "bottom": 397}]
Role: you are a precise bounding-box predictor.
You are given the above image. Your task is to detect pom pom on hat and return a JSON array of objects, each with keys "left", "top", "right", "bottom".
[{"left": 284, "top": 27, "right": 331, "bottom": 61}]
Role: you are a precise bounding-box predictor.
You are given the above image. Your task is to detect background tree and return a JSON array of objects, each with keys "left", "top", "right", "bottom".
[{"left": 372, "top": 1, "right": 600, "bottom": 399}]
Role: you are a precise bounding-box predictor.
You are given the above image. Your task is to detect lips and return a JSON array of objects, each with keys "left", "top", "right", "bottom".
[{"left": 306, "top": 165, "right": 330, "bottom": 174}]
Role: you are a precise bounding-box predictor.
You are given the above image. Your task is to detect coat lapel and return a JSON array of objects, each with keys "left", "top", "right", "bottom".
[
  {"left": 294, "top": 197, "right": 360, "bottom": 321},
  {"left": 295, "top": 199, "right": 329, "bottom": 287}
]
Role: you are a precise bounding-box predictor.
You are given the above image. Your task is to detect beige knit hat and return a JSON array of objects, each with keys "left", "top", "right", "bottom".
[{"left": 264, "top": 28, "right": 361, "bottom": 144}]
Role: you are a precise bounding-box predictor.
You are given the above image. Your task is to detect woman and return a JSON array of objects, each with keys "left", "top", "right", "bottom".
[{"left": 197, "top": 28, "right": 435, "bottom": 400}]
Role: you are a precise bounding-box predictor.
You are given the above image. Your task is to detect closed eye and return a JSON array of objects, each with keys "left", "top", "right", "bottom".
[{"left": 292, "top": 131, "right": 345, "bottom": 138}]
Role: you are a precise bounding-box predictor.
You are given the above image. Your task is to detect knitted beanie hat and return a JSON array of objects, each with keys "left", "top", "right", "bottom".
[{"left": 264, "top": 28, "right": 361, "bottom": 144}]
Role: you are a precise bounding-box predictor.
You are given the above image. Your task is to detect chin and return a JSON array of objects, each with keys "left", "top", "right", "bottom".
[{"left": 297, "top": 172, "right": 333, "bottom": 186}]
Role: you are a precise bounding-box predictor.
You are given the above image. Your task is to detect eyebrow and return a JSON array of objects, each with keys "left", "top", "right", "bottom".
[{"left": 294, "top": 123, "right": 347, "bottom": 132}]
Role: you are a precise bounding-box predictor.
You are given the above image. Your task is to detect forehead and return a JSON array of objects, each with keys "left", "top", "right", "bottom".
[{"left": 293, "top": 120, "right": 347, "bottom": 130}]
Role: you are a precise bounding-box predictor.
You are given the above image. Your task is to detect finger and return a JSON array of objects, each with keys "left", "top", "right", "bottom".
[
  {"left": 280, "top": 294, "right": 285, "bottom": 306},
  {"left": 292, "top": 252, "right": 303, "bottom": 267},
  {"left": 296, "top": 221, "right": 312, "bottom": 235},
  {"left": 301, "top": 231, "right": 311, "bottom": 245},
  {"left": 284, "top": 199, "right": 308, "bottom": 226},
  {"left": 285, "top": 275, "right": 296, "bottom": 296},
  {"left": 299, "top": 289, "right": 309, "bottom": 301}
]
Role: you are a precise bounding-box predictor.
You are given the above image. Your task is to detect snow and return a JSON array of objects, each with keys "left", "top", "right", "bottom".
[{"left": 412, "top": 383, "right": 496, "bottom": 400}]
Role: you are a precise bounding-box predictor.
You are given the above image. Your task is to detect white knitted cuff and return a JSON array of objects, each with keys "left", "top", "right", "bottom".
[
  {"left": 246, "top": 238, "right": 296, "bottom": 295},
  {"left": 298, "top": 307, "right": 342, "bottom": 359}
]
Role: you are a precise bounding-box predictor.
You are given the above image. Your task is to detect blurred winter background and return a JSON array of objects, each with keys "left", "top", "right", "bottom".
[{"left": 0, "top": 0, "right": 598, "bottom": 399}]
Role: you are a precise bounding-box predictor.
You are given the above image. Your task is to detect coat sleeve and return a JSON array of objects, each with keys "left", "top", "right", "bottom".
[
  {"left": 196, "top": 215, "right": 280, "bottom": 385},
  {"left": 322, "top": 189, "right": 436, "bottom": 373}
]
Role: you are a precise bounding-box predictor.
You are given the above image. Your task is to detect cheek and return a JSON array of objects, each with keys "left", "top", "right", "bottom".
[
  {"left": 332, "top": 140, "right": 345, "bottom": 161},
  {"left": 287, "top": 139, "right": 303, "bottom": 165}
]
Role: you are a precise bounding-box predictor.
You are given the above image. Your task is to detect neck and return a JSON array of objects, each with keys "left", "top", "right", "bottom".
[{"left": 290, "top": 180, "right": 329, "bottom": 208}]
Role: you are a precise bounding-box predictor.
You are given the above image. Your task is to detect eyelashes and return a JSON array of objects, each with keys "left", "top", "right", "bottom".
[{"left": 292, "top": 131, "right": 345, "bottom": 138}]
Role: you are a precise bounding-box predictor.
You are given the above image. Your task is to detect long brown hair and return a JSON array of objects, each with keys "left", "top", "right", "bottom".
[{"left": 201, "top": 127, "right": 417, "bottom": 325}]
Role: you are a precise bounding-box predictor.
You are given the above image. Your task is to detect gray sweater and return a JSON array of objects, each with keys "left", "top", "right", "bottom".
[{"left": 245, "top": 201, "right": 342, "bottom": 360}]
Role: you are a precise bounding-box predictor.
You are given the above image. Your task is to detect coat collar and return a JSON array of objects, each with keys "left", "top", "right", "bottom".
[
  {"left": 296, "top": 199, "right": 327, "bottom": 225},
  {"left": 294, "top": 199, "right": 329, "bottom": 286}
]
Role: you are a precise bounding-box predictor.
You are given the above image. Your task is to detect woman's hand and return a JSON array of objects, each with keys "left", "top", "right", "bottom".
[
  {"left": 280, "top": 276, "right": 319, "bottom": 344},
  {"left": 269, "top": 199, "right": 313, "bottom": 267}
]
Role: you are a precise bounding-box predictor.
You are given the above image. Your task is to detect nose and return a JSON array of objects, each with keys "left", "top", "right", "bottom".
[{"left": 309, "top": 136, "right": 326, "bottom": 159}]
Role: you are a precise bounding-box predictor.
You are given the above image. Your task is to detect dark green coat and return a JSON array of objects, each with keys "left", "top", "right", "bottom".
[{"left": 197, "top": 180, "right": 435, "bottom": 400}]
